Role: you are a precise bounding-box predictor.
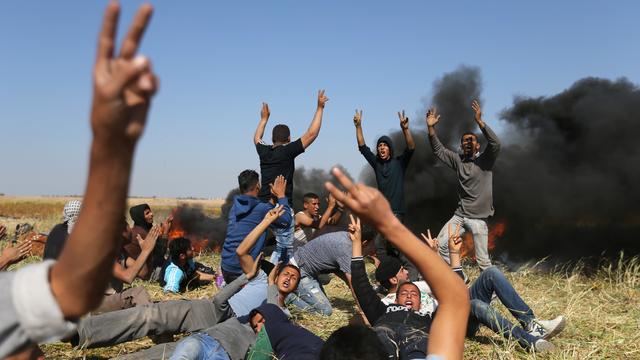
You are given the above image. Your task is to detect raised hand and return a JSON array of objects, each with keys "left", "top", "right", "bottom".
[
  {"left": 91, "top": 2, "right": 158, "bottom": 147},
  {"left": 138, "top": 224, "right": 160, "bottom": 252},
  {"left": 325, "top": 167, "right": 394, "bottom": 231},
  {"left": 353, "top": 109, "right": 363, "bottom": 127},
  {"left": 426, "top": 107, "right": 440, "bottom": 127},
  {"left": 420, "top": 229, "right": 438, "bottom": 252},
  {"left": 162, "top": 214, "right": 173, "bottom": 236},
  {"left": 471, "top": 100, "right": 483, "bottom": 124},
  {"left": 261, "top": 102, "right": 270, "bottom": 121},
  {"left": 264, "top": 204, "right": 285, "bottom": 224},
  {"left": 347, "top": 214, "right": 362, "bottom": 243},
  {"left": 2, "top": 240, "right": 32, "bottom": 263},
  {"left": 247, "top": 252, "right": 264, "bottom": 280},
  {"left": 448, "top": 223, "right": 462, "bottom": 254},
  {"left": 268, "top": 261, "right": 281, "bottom": 285},
  {"left": 317, "top": 90, "right": 329, "bottom": 108},
  {"left": 398, "top": 110, "right": 409, "bottom": 130},
  {"left": 269, "top": 175, "right": 287, "bottom": 199},
  {"left": 327, "top": 193, "right": 337, "bottom": 207}
]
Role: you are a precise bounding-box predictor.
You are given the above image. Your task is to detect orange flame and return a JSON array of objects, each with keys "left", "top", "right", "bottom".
[
  {"left": 166, "top": 208, "right": 211, "bottom": 253},
  {"left": 460, "top": 219, "right": 506, "bottom": 259}
]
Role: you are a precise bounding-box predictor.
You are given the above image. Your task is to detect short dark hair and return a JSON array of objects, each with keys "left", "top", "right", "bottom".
[
  {"left": 461, "top": 132, "right": 478, "bottom": 142},
  {"left": 238, "top": 170, "right": 259, "bottom": 194},
  {"left": 278, "top": 263, "right": 301, "bottom": 277},
  {"left": 320, "top": 325, "right": 387, "bottom": 360},
  {"left": 272, "top": 124, "right": 290, "bottom": 143},
  {"left": 303, "top": 193, "right": 319, "bottom": 203},
  {"left": 169, "top": 237, "right": 191, "bottom": 264},
  {"left": 395, "top": 281, "right": 421, "bottom": 298}
]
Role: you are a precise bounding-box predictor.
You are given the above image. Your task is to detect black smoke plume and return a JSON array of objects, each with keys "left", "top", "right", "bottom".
[{"left": 363, "top": 66, "right": 640, "bottom": 261}]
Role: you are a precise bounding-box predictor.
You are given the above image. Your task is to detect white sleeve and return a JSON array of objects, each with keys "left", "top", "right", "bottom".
[{"left": 12, "top": 260, "right": 77, "bottom": 343}]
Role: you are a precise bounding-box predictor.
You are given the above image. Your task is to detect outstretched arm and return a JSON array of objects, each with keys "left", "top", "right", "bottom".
[
  {"left": 426, "top": 107, "right": 458, "bottom": 169},
  {"left": 50, "top": 2, "right": 158, "bottom": 319},
  {"left": 353, "top": 109, "right": 365, "bottom": 147},
  {"left": 112, "top": 225, "right": 160, "bottom": 284},
  {"left": 237, "top": 204, "right": 285, "bottom": 274},
  {"left": 326, "top": 168, "right": 469, "bottom": 360},
  {"left": 300, "top": 90, "right": 329, "bottom": 149},
  {"left": 253, "top": 102, "right": 270, "bottom": 145},
  {"left": 399, "top": 110, "right": 415, "bottom": 151}
]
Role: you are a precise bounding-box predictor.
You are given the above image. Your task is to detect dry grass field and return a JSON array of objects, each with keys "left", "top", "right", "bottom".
[{"left": 1, "top": 196, "right": 639, "bottom": 359}]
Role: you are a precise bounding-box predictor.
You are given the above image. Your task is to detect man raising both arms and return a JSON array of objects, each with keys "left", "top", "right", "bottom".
[
  {"left": 254, "top": 90, "right": 329, "bottom": 263},
  {"left": 353, "top": 109, "right": 418, "bottom": 280},
  {"left": 426, "top": 100, "right": 500, "bottom": 271}
]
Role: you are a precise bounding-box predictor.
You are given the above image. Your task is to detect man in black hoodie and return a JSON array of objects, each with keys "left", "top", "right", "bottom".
[{"left": 353, "top": 109, "right": 417, "bottom": 280}]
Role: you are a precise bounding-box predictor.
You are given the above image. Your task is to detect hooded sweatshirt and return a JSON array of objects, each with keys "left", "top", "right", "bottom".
[
  {"left": 253, "top": 303, "right": 324, "bottom": 360},
  {"left": 359, "top": 135, "right": 414, "bottom": 215},
  {"left": 221, "top": 194, "right": 291, "bottom": 274}
]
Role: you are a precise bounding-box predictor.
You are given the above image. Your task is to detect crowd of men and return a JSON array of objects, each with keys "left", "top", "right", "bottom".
[{"left": 0, "top": 3, "right": 567, "bottom": 360}]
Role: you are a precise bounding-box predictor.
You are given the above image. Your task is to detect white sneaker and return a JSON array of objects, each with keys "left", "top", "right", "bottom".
[
  {"left": 534, "top": 339, "right": 556, "bottom": 353},
  {"left": 528, "top": 315, "right": 567, "bottom": 340}
]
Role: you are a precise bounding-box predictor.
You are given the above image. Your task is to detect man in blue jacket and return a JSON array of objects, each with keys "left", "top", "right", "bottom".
[{"left": 221, "top": 170, "right": 292, "bottom": 283}]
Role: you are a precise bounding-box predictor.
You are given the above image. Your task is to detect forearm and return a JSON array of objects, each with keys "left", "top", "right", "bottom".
[
  {"left": 301, "top": 106, "right": 324, "bottom": 147},
  {"left": 254, "top": 118, "right": 268, "bottom": 144},
  {"left": 355, "top": 125, "right": 365, "bottom": 147},
  {"left": 118, "top": 249, "right": 152, "bottom": 283},
  {"left": 237, "top": 219, "right": 270, "bottom": 259},
  {"left": 403, "top": 127, "right": 415, "bottom": 150},
  {"left": 51, "top": 140, "right": 135, "bottom": 318},
  {"left": 0, "top": 253, "right": 13, "bottom": 270},
  {"left": 318, "top": 203, "right": 336, "bottom": 229}
]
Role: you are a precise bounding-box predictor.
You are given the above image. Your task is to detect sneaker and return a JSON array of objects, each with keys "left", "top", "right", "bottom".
[
  {"left": 534, "top": 339, "right": 556, "bottom": 353},
  {"left": 528, "top": 315, "right": 567, "bottom": 340}
]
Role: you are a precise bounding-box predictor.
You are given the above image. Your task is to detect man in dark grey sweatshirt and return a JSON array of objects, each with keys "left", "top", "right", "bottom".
[
  {"left": 426, "top": 100, "right": 500, "bottom": 270},
  {"left": 353, "top": 109, "right": 418, "bottom": 280}
]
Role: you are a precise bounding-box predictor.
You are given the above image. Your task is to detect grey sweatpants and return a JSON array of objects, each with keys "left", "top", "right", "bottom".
[{"left": 76, "top": 274, "right": 248, "bottom": 349}]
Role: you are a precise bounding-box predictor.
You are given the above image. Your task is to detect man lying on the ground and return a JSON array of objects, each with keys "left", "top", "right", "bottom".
[
  {"left": 254, "top": 92, "right": 329, "bottom": 264},
  {"left": 73, "top": 208, "right": 301, "bottom": 350},
  {"left": 325, "top": 167, "right": 470, "bottom": 360},
  {"left": 349, "top": 215, "right": 436, "bottom": 359},
  {"left": 422, "top": 228, "right": 567, "bottom": 352},
  {"left": 293, "top": 192, "right": 341, "bottom": 250},
  {"left": 167, "top": 302, "right": 323, "bottom": 360},
  {"left": 73, "top": 254, "right": 265, "bottom": 349},
  {"left": 43, "top": 200, "right": 81, "bottom": 260},
  {"left": 221, "top": 170, "right": 291, "bottom": 283},
  {"left": 375, "top": 255, "right": 438, "bottom": 316},
  {"left": 161, "top": 237, "right": 214, "bottom": 293},
  {"left": 0, "top": 2, "right": 159, "bottom": 358},
  {"left": 287, "top": 224, "right": 363, "bottom": 316},
  {"left": 108, "top": 254, "right": 302, "bottom": 360},
  {"left": 0, "top": 240, "right": 32, "bottom": 271}
]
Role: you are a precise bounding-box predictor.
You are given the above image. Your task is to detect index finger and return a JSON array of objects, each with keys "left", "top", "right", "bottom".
[
  {"left": 96, "top": 2, "right": 120, "bottom": 66},
  {"left": 119, "top": 3, "right": 154, "bottom": 59},
  {"left": 427, "top": 229, "right": 432, "bottom": 240}
]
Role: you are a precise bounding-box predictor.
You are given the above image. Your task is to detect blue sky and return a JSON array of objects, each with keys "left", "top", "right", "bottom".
[{"left": 1, "top": 1, "right": 638, "bottom": 198}]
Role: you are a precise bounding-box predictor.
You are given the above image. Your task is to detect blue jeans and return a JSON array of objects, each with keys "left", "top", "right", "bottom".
[
  {"left": 270, "top": 207, "right": 295, "bottom": 264},
  {"left": 287, "top": 275, "right": 332, "bottom": 316},
  {"left": 467, "top": 267, "right": 538, "bottom": 348},
  {"left": 170, "top": 333, "right": 230, "bottom": 360},
  {"left": 437, "top": 214, "right": 491, "bottom": 270}
]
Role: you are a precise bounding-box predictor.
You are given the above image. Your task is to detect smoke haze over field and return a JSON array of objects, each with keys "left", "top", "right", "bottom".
[
  {"left": 362, "top": 66, "right": 640, "bottom": 261},
  {"left": 178, "top": 71, "right": 640, "bottom": 261}
]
